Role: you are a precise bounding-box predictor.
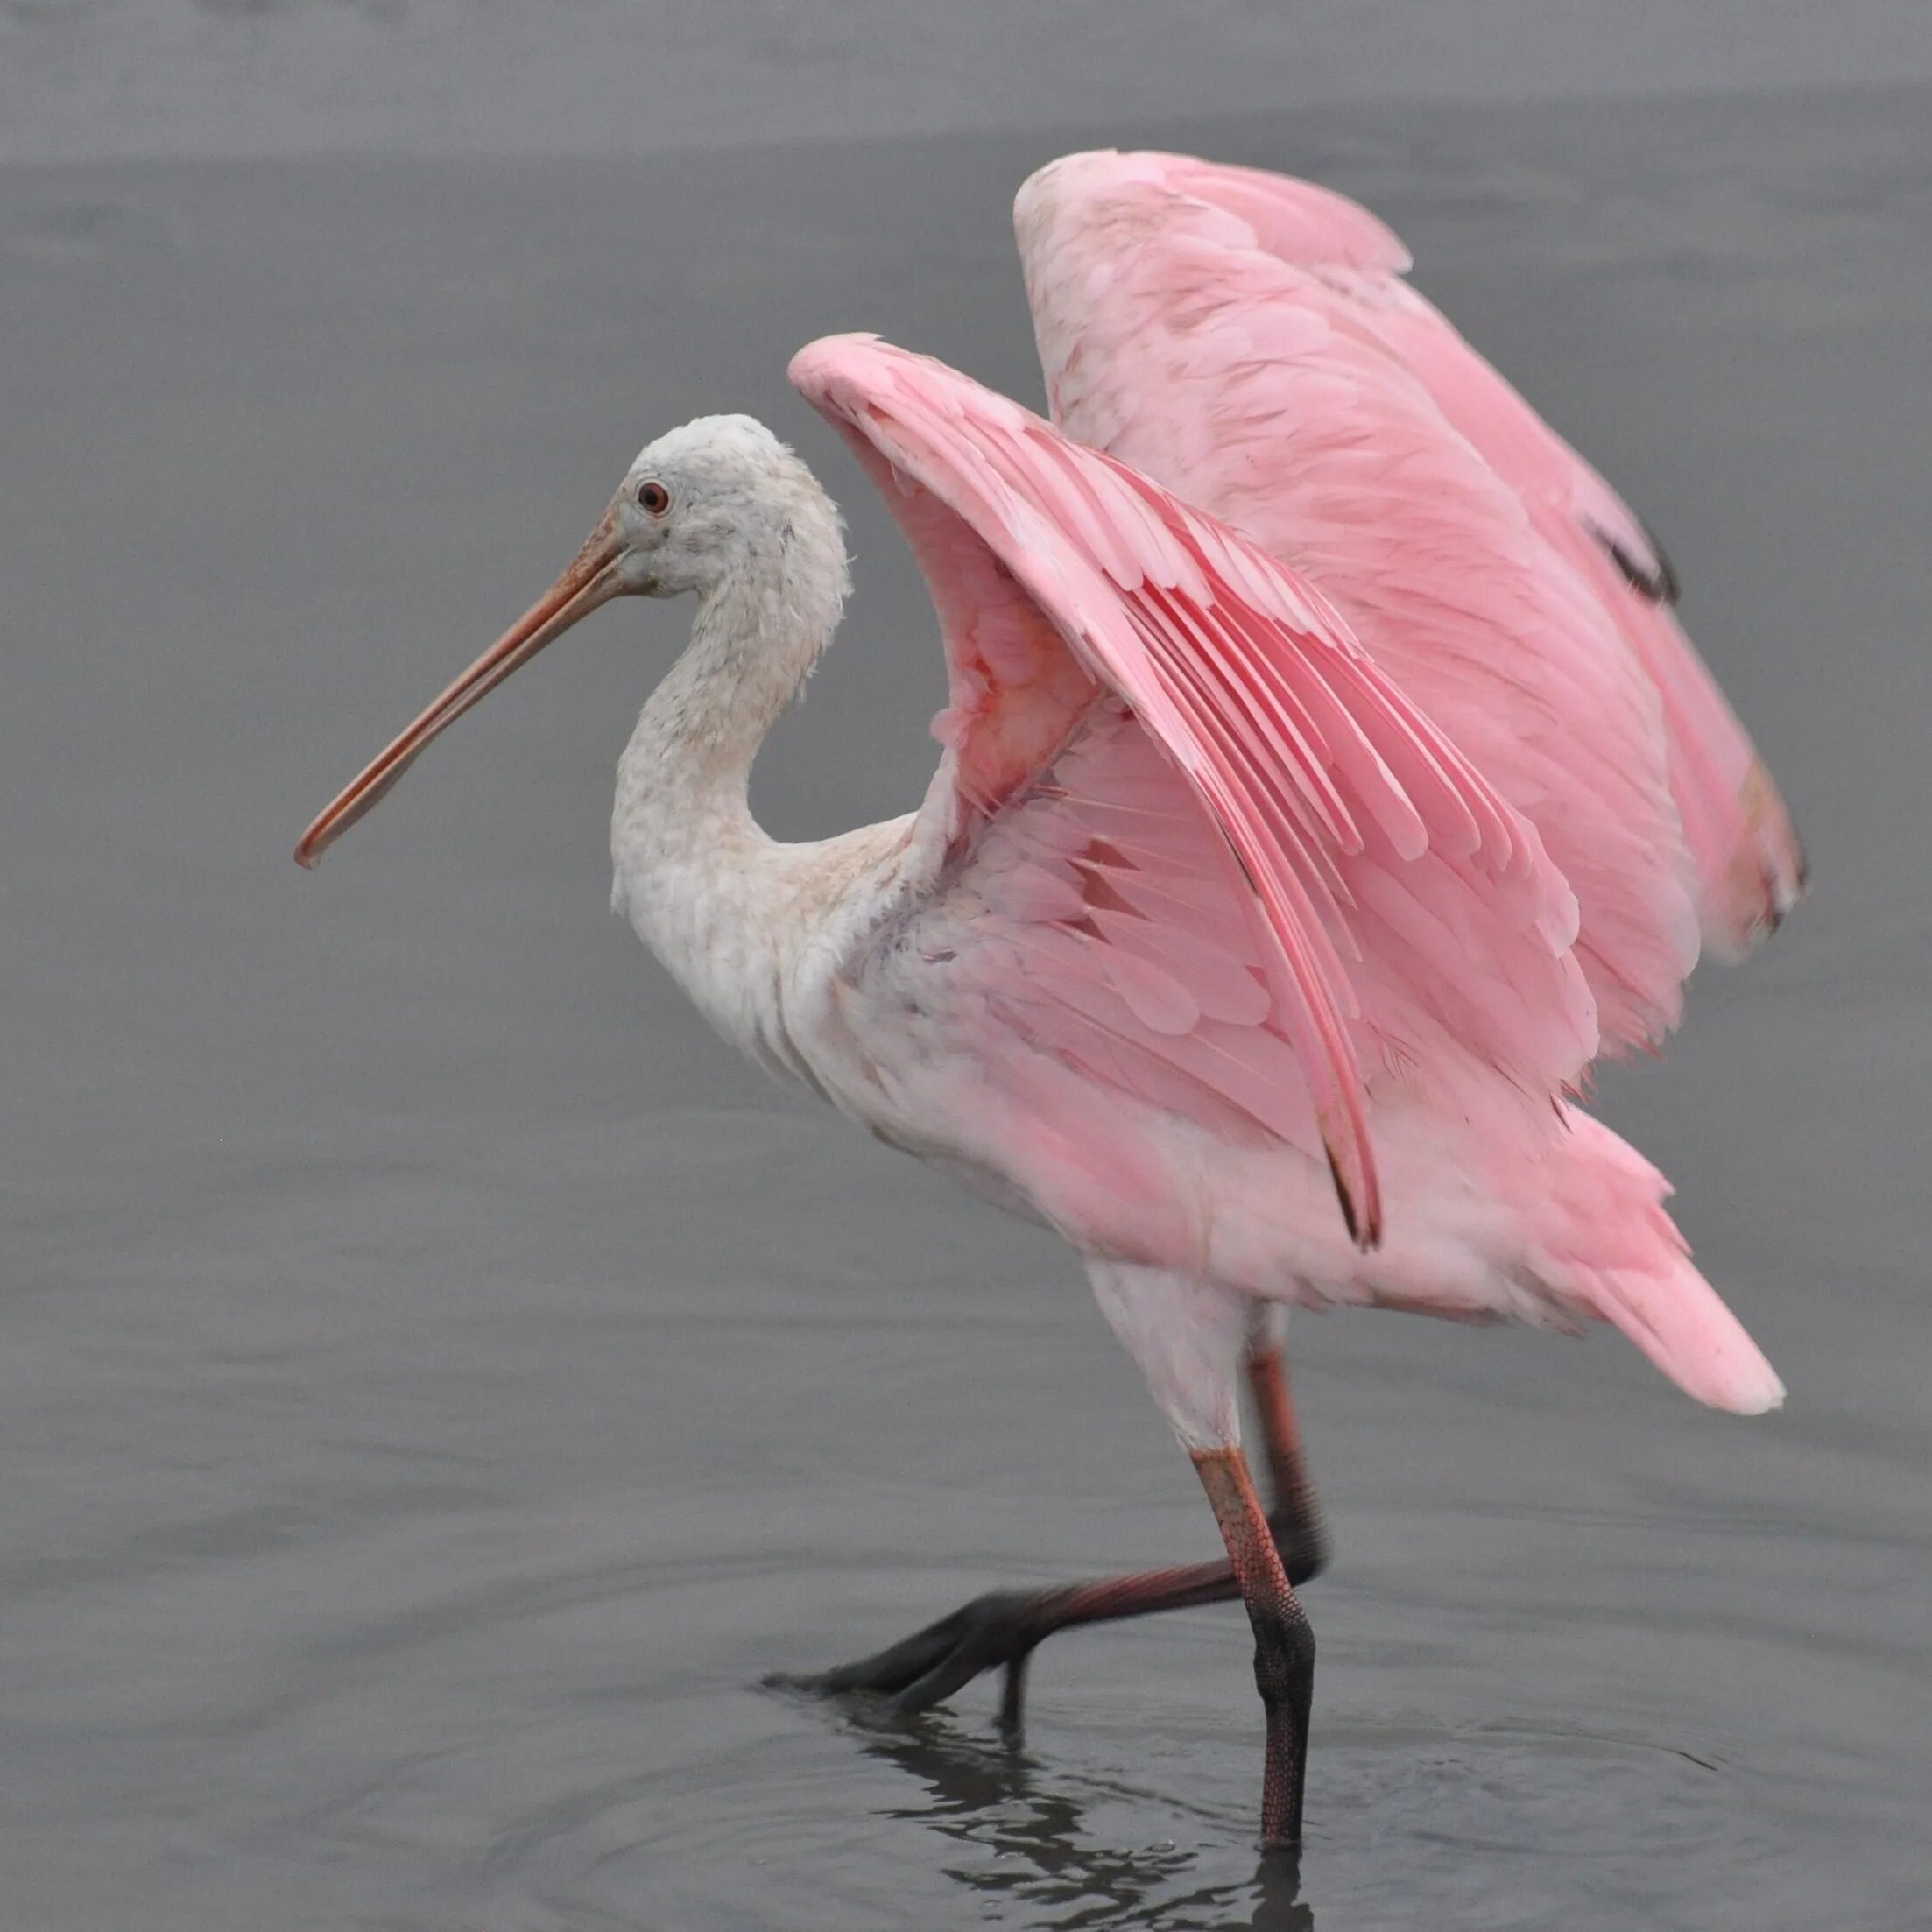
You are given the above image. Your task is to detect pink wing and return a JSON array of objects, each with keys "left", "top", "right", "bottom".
[
  {"left": 792, "top": 335, "right": 1597, "bottom": 1248},
  {"left": 1017, "top": 150, "right": 1804, "bottom": 1042},
  {"left": 1355, "top": 248, "right": 1811, "bottom": 961}
]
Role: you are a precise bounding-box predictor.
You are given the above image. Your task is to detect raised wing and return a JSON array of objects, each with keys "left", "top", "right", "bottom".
[
  {"left": 1353, "top": 257, "right": 1810, "bottom": 960},
  {"left": 792, "top": 334, "right": 1597, "bottom": 1246},
  {"left": 1017, "top": 150, "right": 1803, "bottom": 1040}
]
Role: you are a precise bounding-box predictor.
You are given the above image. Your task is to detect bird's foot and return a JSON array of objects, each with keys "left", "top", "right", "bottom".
[
  {"left": 767, "top": 1587, "right": 1055, "bottom": 1737},
  {"left": 771, "top": 1509, "right": 1326, "bottom": 1738}
]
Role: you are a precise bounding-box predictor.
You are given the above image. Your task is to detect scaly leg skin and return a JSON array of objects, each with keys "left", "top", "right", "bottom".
[
  {"left": 1245, "top": 1310, "right": 1331, "bottom": 1588},
  {"left": 772, "top": 1311, "right": 1328, "bottom": 1735},
  {"left": 1193, "top": 1442, "right": 1315, "bottom": 1852}
]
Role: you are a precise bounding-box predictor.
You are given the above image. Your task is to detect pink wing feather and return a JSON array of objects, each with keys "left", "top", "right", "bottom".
[
  {"left": 1017, "top": 151, "right": 1805, "bottom": 1043},
  {"left": 792, "top": 335, "right": 1598, "bottom": 1248},
  {"left": 1387, "top": 335, "right": 1810, "bottom": 961},
  {"left": 1196, "top": 159, "right": 1808, "bottom": 960}
]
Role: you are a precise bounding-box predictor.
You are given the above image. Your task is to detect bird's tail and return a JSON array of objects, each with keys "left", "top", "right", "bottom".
[{"left": 1538, "top": 1109, "right": 1784, "bottom": 1414}]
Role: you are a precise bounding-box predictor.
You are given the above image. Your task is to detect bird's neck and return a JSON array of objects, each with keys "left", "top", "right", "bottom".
[{"left": 608, "top": 526, "right": 846, "bottom": 1066}]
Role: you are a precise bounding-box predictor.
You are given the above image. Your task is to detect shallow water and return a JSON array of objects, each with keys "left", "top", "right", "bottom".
[{"left": 4, "top": 57, "right": 1930, "bottom": 1932}]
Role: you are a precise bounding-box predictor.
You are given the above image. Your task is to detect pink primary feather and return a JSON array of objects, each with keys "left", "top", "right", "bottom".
[
  {"left": 1216, "top": 165, "right": 1808, "bottom": 959},
  {"left": 1015, "top": 150, "right": 1803, "bottom": 989},
  {"left": 792, "top": 335, "right": 1598, "bottom": 1251}
]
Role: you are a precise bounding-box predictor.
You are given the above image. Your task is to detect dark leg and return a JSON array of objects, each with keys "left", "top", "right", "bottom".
[
  {"left": 774, "top": 1317, "right": 1328, "bottom": 1728},
  {"left": 773, "top": 1559, "right": 1245, "bottom": 1728},
  {"left": 1193, "top": 1443, "right": 1315, "bottom": 1851}
]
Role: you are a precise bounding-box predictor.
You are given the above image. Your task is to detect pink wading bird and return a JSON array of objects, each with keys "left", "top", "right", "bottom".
[{"left": 296, "top": 152, "right": 1804, "bottom": 1851}]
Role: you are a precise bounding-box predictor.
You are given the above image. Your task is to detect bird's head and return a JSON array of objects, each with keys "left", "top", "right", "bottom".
[
  {"left": 293, "top": 412, "right": 842, "bottom": 869},
  {"left": 617, "top": 413, "right": 835, "bottom": 596}
]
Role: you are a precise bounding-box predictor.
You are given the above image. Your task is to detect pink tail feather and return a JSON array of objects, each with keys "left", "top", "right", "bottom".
[{"left": 1547, "top": 1112, "right": 1784, "bottom": 1414}]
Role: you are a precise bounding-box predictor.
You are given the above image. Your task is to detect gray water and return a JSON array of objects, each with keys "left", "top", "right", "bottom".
[{"left": 5, "top": 13, "right": 1931, "bottom": 1928}]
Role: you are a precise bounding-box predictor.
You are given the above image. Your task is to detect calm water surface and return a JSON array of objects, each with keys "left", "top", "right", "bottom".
[{"left": 4, "top": 66, "right": 1929, "bottom": 1932}]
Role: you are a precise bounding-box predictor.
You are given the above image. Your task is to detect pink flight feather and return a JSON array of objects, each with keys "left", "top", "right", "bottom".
[{"left": 1016, "top": 150, "right": 1803, "bottom": 997}]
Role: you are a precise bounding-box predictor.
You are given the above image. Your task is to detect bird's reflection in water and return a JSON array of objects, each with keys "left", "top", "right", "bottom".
[{"left": 844, "top": 1705, "right": 1315, "bottom": 1932}]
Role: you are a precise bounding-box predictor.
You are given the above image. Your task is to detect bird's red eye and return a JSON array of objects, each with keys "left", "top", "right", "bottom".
[{"left": 636, "top": 480, "right": 670, "bottom": 516}]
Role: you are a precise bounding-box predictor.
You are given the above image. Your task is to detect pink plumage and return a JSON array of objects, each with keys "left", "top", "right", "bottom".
[
  {"left": 1016, "top": 150, "right": 1804, "bottom": 990},
  {"left": 796, "top": 335, "right": 1599, "bottom": 1246},
  {"left": 793, "top": 334, "right": 1781, "bottom": 1416},
  {"left": 296, "top": 162, "right": 1803, "bottom": 1844}
]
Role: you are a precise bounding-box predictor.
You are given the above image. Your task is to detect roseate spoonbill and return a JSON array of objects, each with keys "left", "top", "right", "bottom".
[{"left": 294, "top": 155, "right": 1801, "bottom": 1851}]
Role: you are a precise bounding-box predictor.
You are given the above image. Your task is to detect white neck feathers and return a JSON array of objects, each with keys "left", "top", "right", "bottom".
[{"left": 607, "top": 498, "right": 850, "bottom": 1069}]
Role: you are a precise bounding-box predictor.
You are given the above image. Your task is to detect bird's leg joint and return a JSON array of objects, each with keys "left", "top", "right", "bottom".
[
  {"left": 1265, "top": 1500, "right": 1330, "bottom": 1587},
  {"left": 1249, "top": 1604, "right": 1315, "bottom": 1710}
]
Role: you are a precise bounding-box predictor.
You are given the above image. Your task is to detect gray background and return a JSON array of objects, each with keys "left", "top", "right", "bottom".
[{"left": 4, "top": 6, "right": 1928, "bottom": 1928}]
